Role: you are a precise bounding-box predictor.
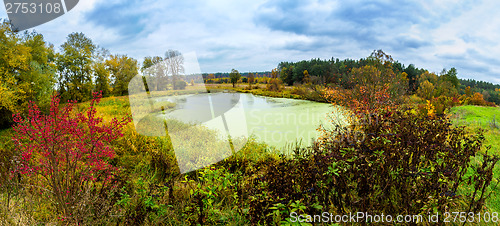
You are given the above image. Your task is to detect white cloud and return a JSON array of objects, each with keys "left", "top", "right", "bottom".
[{"left": 1, "top": 0, "right": 500, "bottom": 83}]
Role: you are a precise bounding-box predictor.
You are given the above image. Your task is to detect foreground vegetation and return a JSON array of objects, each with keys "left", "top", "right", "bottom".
[{"left": 1, "top": 94, "right": 499, "bottom": 225}]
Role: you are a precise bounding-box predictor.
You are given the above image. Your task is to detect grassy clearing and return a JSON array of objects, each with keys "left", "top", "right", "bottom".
[
  {"left": 450, "top": 105, "right": 500, "bottom": 153},
  {"left": 450, "top": 105, "right": 500, "bottom": 213}
]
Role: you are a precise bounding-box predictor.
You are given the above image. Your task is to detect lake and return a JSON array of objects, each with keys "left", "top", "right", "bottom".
[{"left": 155, "top": 92, "right": 345, "bottom": 149}]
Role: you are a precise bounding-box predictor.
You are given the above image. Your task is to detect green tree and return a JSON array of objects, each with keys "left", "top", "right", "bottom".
[
  {"left": 93, "top": 63, "right": 111, "bottom": 96},
  {"left": 441, "top": 67, "right": 460, "bottom": 89},
  {"left": 279, "top": 66, "right": 294, "bottom": 86},
  {"left": 229, "top": 69, "right": 241, "bottom": 88},
  {"left": 17, "top": 33, "right": 56, "bottom": 110},
  {"left": 106, "top": 55, "right": 139, "bottom": 96},
  {"left": 141, "top": 56, "right": 163, "bottom": 71},
  {"left": 482, "top": 90, "right": 491, "bottom": 102},
  {"left": 434, "top": 80, "right": 458, "bottom": 98},
  {"left": 142, "top": 56, "right": 164, "bottom": 91},
  {"left": 0, "top": 21, "right": 55, "bottom": 128},
  {"left": 56, "top": 32, "right": 96, "bottom": 102},
  {"left": 92, "top": 47, "right": 111, "bottom": 96}
]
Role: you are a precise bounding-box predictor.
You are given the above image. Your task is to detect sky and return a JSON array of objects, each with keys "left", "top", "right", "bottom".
[{"left": 1, "top": 0, "right": 500, "bottom": 84}]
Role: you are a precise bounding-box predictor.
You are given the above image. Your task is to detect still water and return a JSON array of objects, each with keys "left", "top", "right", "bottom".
[{"left": 156, "top": 92, "right": 344, "bottom": 148}]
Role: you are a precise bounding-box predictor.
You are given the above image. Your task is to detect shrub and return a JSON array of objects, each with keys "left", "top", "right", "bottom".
[
  {"left": 468, "top": 92, "right": 488, "bottom": 106},
  {"left": 266, "top": 78, "right": 282, "bottom": 92},
  {"left": 324, "top": 65, "right": 407, "bottom": 114},
  {"left": 174, "top": 80, "right": 187, "bottom": 90},
  {"left": 290, "top": 86, "right": 307, "bottom": 96},
  {"left": 11, "top": 92, "right": 130, "bottom": 223},
  {"left": 430, "top": 95, "right": 460, "bottom": 115},
  {"left": 318, "top": 110, "right": 498, "bottom": 215},
  {"left": 247, "top": 110, "right": 499, "bottom": 224}
]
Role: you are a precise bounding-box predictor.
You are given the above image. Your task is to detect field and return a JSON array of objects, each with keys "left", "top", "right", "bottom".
[
  {"left": 450, "top": 105, "right": 500, "bottom": 154},
  {"left": 450, "top": 105, "right": 500, "bottom": 213}
]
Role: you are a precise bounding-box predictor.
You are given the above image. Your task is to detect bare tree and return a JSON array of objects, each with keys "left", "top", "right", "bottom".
[{"left": 164, "top": 50, "right": 184, "bottom": 90}]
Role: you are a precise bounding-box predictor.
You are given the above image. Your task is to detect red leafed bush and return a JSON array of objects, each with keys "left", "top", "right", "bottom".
[{"left": 11, "top": 91, "right": 130, "bottom": 219}]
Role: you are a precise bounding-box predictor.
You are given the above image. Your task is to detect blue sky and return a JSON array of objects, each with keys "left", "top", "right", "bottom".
[{"left": 1, "top": 0, "right": 500, "bottom": 84}]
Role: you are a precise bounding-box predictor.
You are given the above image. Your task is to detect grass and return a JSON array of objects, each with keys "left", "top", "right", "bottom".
[
  {"left": 449, "top": 105, "right": 500, "bottom": 213},
  {"left": 450, "top": 105, "right": 500, "bottom": 152}
]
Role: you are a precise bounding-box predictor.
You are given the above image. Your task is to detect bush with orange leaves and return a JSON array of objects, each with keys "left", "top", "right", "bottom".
[
  {"left": 468, "top": 92, "right": 489, "bottom": 106},
  {"left": 324, "top": 63, "right": 408, "bottom": 115}
]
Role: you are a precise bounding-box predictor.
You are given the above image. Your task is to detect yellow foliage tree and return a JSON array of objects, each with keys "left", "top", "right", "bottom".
[
  {"left": 469, "top": 92, "right": 488, "bottom": 106},
  {"left": 267, "top": 68, "right": 282, "bottom": 91},
  {"left": 416, "top": 80, "right": 435, "bottom": 100},
  {"left": 0, "top": 21, "right": 55, "bottom": 127},
  {"left": 303, "top": 70, "right": 310, "bottom": 84}
]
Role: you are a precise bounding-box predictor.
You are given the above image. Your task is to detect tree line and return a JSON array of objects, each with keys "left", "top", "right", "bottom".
[
  {"left": 277, "top": 50, "right": 500, "bottom": 105},
  {"left": 0, "top": 20, "right": 192, "bottom": 128},
  {"left": 459, "top": 78, "right": 500, "bottom": 104},
  {"left": 276, "top": 50, "right": 460, "bottom": 94}
]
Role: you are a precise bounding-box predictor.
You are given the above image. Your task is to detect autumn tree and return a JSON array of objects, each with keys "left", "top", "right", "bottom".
[
  {"left": 469, "top": 92, "right": 488, "bottom": 106},
  {"left": 416, "top": 80, "right": 435, "bottom": 100},
  {"left": 267, "top": 68, "right": 282, "bottom": 91},
  {"left": 56, "top": 32, "right": 96, "bottom": 102},
  {"left": 248, "top": 72, "right": 255, "bottom": 88},
  {"left": 325, "top": 51, "right": 408, "bottom": 114},
  {"left": 229, "top": 68, "right": 241, "bottom": 88},
  {"left": 418, "top": 71, "right": 438, "bottom": 85},
  {"left": 465, "top": 86, "right": 473, "bottom": 97},
  {"left": 0, "top": 21, "right": 55, "bottom": 128},
  {"left": 205, "top": 73, "right": 215, "bottom": 83},
  {"left": 302, "top": 70, "right": 310, "bottom": 84},
  {"left": 106, "top": 55, "right": 139, "bottom": 96}
]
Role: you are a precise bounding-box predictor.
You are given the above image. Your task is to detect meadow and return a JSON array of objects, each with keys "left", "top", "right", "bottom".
[
  {"left": 450, "top": 105, "right": 500, "bottom": 153},
  {"left": 449, "top": 105, "right": 500, "bottom": 212}
]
